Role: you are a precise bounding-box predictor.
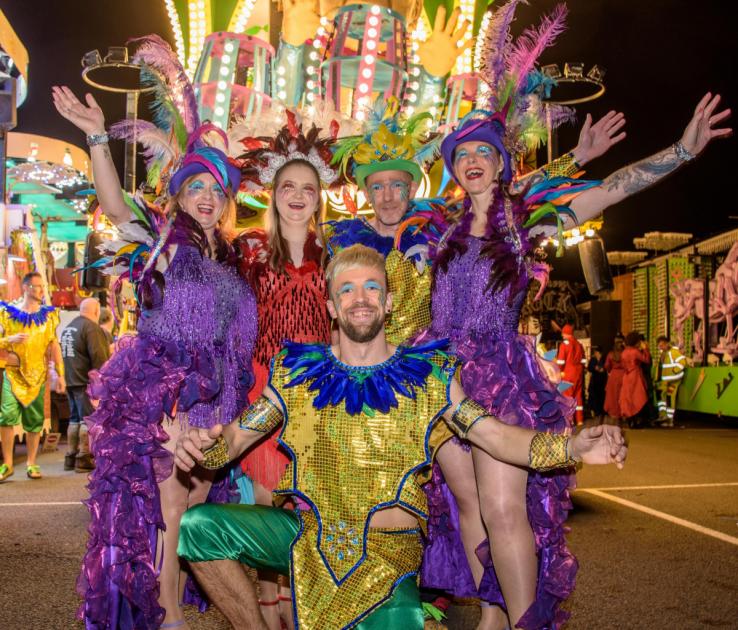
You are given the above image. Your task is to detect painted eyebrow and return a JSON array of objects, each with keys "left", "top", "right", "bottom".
[
  {"left": 364, "top": 280, "right": 382, "bottom": 290},
  {"left": 337, "top": 282, "right": 355, "bottom": 294}
]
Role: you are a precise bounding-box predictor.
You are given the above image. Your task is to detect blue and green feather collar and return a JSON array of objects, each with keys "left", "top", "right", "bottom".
[{"left": 0, "top": 302, "right": 56, "bottom": 327}]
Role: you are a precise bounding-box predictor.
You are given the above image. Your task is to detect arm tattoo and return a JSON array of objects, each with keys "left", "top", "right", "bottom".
[{"left": 604, "top": 146, "right": 681, "bottom": 196}]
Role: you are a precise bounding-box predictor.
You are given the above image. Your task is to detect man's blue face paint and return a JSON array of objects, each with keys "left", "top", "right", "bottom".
[{"left": 368, "top": 180, "right": 410, "bottom": 204}]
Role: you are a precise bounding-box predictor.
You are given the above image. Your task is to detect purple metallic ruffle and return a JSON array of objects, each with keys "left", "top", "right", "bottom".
[
  {"left": 420, "top": 333, "right": 577, "bottom": 630},
  {"left": 77, "top": 334, "right": 245, "bottom": 629}
]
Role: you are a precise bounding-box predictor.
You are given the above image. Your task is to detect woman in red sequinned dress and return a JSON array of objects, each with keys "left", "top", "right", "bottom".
[{"left": 236, "top": 127, "right": 335, "bottom": 627}]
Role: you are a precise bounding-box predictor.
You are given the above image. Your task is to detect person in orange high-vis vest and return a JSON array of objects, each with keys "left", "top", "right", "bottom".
[{"left": 557, "top": 324, "right": 586, "bottom": 425}]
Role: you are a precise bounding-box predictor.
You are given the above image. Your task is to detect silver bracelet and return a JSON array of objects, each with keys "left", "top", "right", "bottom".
[
  {"left": 86, "top": 132, "right": 109, "bottom": 147},
  {"left": 673, "top": 141, "right": 695, "bottom": 162}
]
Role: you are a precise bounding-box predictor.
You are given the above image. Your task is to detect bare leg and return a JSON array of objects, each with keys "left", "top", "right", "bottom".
[
  {"left": 157, "top": 421, "right": 194, "bottom": 628},
  {"left": 252, "top": 480, "right": 281, "bottom": 630},
  {"left": 25, "top": 431, "right": 41, "bottom": 466},
  {"left": 0, "top": 426, "right": 15, "bottom": 468},
  {"left": 436, "top": 441, "right": 507, "bottom": 630},
  {"left": 190, "top": 559, "right": 268, "bottom": 629},
  {"left": 473, "top": 447, "right": 536, "bottom": 630}
]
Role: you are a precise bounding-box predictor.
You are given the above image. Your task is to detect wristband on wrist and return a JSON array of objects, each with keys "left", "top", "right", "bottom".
[
  {"left": 201, "top": 435, "right": 230, "bottom": 470},
  {"left": 86, "top": 132, "right": 109, "bottom": 147},
  {"left": 528, "top": 432, "right": 577, "bottom": 472}
]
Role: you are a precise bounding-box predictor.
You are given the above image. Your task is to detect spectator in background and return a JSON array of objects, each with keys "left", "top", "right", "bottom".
[
  {"left": 639, "top": 333, "right": 657, "bottom": 423},
  {"left": 655, "top": 335, "right": 686, "bottom": 427},
  {"left": 604, "top": 334, "right": 626, "bottom": 421},
  {"left": 60, "top": 298, "right": 110, "bottom": 472},
  {"left": 556, "top": 324, "right": 586, "bottom": 425},
  {"left": 98, "top": 307, "right": 115, "bottom": 354},
  {"left": 587, "top": 345, "right": 607, "bottom": 421},
  {"left": 619, "top": 331, "right": 651, "bottom": 428}
]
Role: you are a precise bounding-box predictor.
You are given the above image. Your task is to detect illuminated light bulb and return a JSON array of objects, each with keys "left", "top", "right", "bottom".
[
  {"left": 405, "top": 106, "right": 415, "bottom": 115},
  {"left": 320, "top": 16, "right": 329, "bottom": 26},
  {"left": 368, "top": 16, "right": 379, "bottom": 26},
  {"left": 429, "top": 106, "right": 437, "bottom": 116},
  {"left": 366, "top": 40, "right": 377, "bottom": 51},
  {"left": 367, "top": 28, "right": 378, "bottom": 38},
  {"left": 313, "top": 39, "right": 322, "bottom": 49},
  {"left": 408, "top": 93, "right": 417, "bottom": 103},
  {"left": 309, "top": 51, "right": 319, "bottom": 61},
  {"left": 306, "top": 79, "right": 315, "bottom": 89},
  {"left": 572, "top": 227, "right": 580, "bottom": 237},
  {"left": 585, "top": 228, "right": 595, "bottom": 237},
  {"left": 364, "top": 54, "right": 375, "bottom": 64},
  {"left": 361, "top": 68, "right": 372, "bottom": 79},
  {"left": 277, "top": 65, "right": 286, "bottom": 75},
  {"left": 277, "top": 77, "right": 287, "bottom": 87},
  {"left": 217, "top": 80, "right": 228, "bottom": 89},
  {"left": 358, "top": 83, "right": 369, "bottom": 94},
  {"left": 215, "top": 106, "right": 225, "bottom": 116},
  {"left": 220, "top": 66, "right": 230, "bottom": 76},
  {"left": 278, "top": 90, "right": 287, "bottom": 99},
  {"left": 317, "top": 26, "right": 326, "bottom": 36},
  {"left": 221, "top": 54, "right": 231, "bottom": 64},
  {"left": 356, "top": 111, "right": 366, "bottom": 120},
  {"left": 410, "top": 81, "right": 419, "bottom": 90},
  {"left": 306, "top": 92, "right": 316, "bottom": 101},
  {"left": 216, "top": 92, "right": 226, "bottom": 102},
  {"left": 412, "top": 67, "right": 421, "bottom": 76},
  {"left": 307, "top": 65, "right": 316, "bottom": 75},
  {"left": 224, "top": 42, "right": 235, "bottom": 53},
  {"left": 370, "top": 5, "right": 381, "bottom": 14}
]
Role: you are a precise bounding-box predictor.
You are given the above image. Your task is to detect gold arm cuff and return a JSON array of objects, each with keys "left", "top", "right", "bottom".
[
  {"left": 449, "top": 398, "right": 488, "bottom": 439},
  {"left": 542, "top": 151, "right": 580, "bottom": 179},
  {"left": 528, "top": 432, "right": 576, "bottom": 471},
  {"left": 201, "top": 435, "right": 230, "bottom": 470},
  {"left": 238, "top": 395, "right": 283, "bottom": 433}
]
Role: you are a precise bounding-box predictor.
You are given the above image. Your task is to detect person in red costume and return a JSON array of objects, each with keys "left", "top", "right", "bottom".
[
  {"left": 619, "top": 331, "right": 651, "bottom": 427},
  {"left": 556, "top": 324, "right": 586, "bottom": 425},
  {"left": 235, "top": 115, "right": 337, "bottom": 630}
]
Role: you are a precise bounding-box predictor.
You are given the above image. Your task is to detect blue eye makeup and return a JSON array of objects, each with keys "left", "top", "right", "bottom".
[
  {"left": 364, "top": 280, "right": 382, "bottom": 292},
  {"left": 476, "top": 146, "right": 493, "bottom": 157},
  {"left": 338, "top": 282, "right": 355, "bottom": 296},
  {"left": 187, "top": 181, "right": 205, "bottom": 192}
]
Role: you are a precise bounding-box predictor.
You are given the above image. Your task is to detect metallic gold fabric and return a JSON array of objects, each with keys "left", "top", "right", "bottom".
[
  {"left": 238, "top": 395, "right": 283, "bottom": 433},
  {"left": 541, "top": 151, "right": 580, "bottom": 179},
  {"left": 269, "top": 350, "right": 453, "bottom": 624},
  {"left": 201, "top": 436, "right": 230, "bottom": 470},
  {"left": 384, "top": 249, "right": 432, "bottom": 345},
  {"left": 0, "top": 307, "right": 59, "bottom": 407},
  {"left": 528, "top": 432, "right": 576, "bottom": 471},
  {"left": 291, "top": 510, "right": 423, "bottom": 630},
  {"left": 449, "top": 397, "right": 489, "bottom": 438}
]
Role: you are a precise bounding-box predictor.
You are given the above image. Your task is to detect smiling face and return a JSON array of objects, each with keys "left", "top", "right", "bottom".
[
  {"left": 178, "top": 173, "right": 229, "bottom": 232},
  {"left": 327, "top": 264, "right": 392, "bottom": 344},
  {"left": 452, "top": 141, "right": 500, "bottom": 195},
  {"left": 364, "top": 170, "right": 418, "bottom": 231},
  {"left": 274, "top": 162, "right": 321, "bottom": 228}
]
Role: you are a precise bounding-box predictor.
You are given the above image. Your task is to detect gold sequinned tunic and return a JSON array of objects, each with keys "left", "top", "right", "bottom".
[
  {"left": 263, "top": 344, "right": 458, "bottom": 629},
  {"left": 0, "top": 303, "right": 59, "bottom": 406}
]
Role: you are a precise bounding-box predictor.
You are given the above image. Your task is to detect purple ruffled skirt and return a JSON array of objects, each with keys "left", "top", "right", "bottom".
[
  {"left": 421, "top": 333, "right": 577, "bottom": 630},
  {"left": 77, "top": 334, "right": 246, "bottom": 629}
]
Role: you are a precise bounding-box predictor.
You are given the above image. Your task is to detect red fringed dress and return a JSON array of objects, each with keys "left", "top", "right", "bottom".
[{"left": 236, "top": 229, "right": 331, "bottom": 489}]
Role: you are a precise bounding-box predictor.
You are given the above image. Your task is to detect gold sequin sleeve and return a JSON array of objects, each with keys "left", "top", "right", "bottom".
[
  {"left": 539, "top": 151, "right": 580, "bottom": 178},
  {"left": 238, "top": 395, "right": 284, "bottom": 433},
  {"left": 528, "top": 432, "right": 576, "bottom": 471}
]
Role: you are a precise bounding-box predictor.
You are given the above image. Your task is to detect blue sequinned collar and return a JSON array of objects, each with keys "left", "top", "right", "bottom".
[
  {"left": 281, "top": 339, "right": 451, "bottom": 416},
  {"left": 0, "top": 302, "right": 56, "bottom": 328}
]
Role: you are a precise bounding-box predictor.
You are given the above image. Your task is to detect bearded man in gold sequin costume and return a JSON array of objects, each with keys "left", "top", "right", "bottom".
[
  {"left": 0, "top": 272, "right": 66, "bottom": 481},
  {"left": 174, "top": 245, "right": 627, "bottom": 629}
]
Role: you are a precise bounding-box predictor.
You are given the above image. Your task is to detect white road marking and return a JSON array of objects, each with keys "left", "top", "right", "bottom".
[
  {"left": 580, "top": 489, "right": 738, "bottom": 547},
  {"left": 0, "top": 501, "right": 83, "bottom": 507},
  {"left": 580, "top": 481, "right": 738, "bottom": 491}
]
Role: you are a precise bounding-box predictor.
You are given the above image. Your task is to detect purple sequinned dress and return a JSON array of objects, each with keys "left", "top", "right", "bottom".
[
  {"left": 78, "top": 241, "right": 257, "bottom": 629},
  {"left": 421, "top": 228, "right": 577, "bottom": 629}
]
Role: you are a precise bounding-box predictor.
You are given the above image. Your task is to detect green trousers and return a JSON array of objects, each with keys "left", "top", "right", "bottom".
[{"left": 178, "top": 503, "right": 424, "bottom": 629}]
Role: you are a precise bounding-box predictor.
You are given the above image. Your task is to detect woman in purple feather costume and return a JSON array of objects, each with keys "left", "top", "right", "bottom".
[
  {"left": 53, "top": 79, "right": 257, "bottom": 630},
  {"left": 419, "top": 5, "right": 731, "bottom": 627}
]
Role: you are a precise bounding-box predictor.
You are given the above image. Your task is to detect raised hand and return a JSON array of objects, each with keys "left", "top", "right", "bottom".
[
  {"left": 52, "top": 86, "right": 106, "bottom": 136},
  {"left": 570, "top": 424, "right": 627, "bottom": 469},
  {"left": 417, "top": 6, "right": 471, "bottom": 78},
  {"left": 679, "top": 92, "right": 732, "bottom": 157},
  {"left": 573, "top": 110, "right": 627, "bottom": 165},
  {"left": 282, "top": 0, "right": 322, "bottom": 47},
  {"left": 174, "top": 424, "right": 222, "bottom": 472}
]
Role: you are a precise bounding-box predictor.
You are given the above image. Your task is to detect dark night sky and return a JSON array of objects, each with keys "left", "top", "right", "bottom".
[{"left": 2, "top": 0, "right": 736, "bottom": 280}]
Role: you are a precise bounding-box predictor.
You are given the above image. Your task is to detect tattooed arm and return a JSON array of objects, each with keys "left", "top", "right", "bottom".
[
  {"left": 52, "top": 86, "right": 132, "bottom": 225},
  {"left": 570, "top": 93, "right": 731, "bottom": 224}
]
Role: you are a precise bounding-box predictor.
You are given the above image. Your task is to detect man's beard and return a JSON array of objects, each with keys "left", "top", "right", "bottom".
[{"left": 338, "top": 305, "right": 385, "bottom": 343}]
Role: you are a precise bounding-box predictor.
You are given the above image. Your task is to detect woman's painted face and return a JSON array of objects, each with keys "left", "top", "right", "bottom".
[
  {"left": 452, "top": 141, "right": 500, "bottom": 194},
  {"left": 274, "top": 162, "right": 320, "bottom": 226},
  {"left": 179, "top": 172, "right": 228, "bottom": 231}
]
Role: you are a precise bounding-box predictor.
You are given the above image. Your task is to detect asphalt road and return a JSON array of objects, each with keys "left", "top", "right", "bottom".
[{"left": 1, "top": 417, "right": 736, "bottom": 630}]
